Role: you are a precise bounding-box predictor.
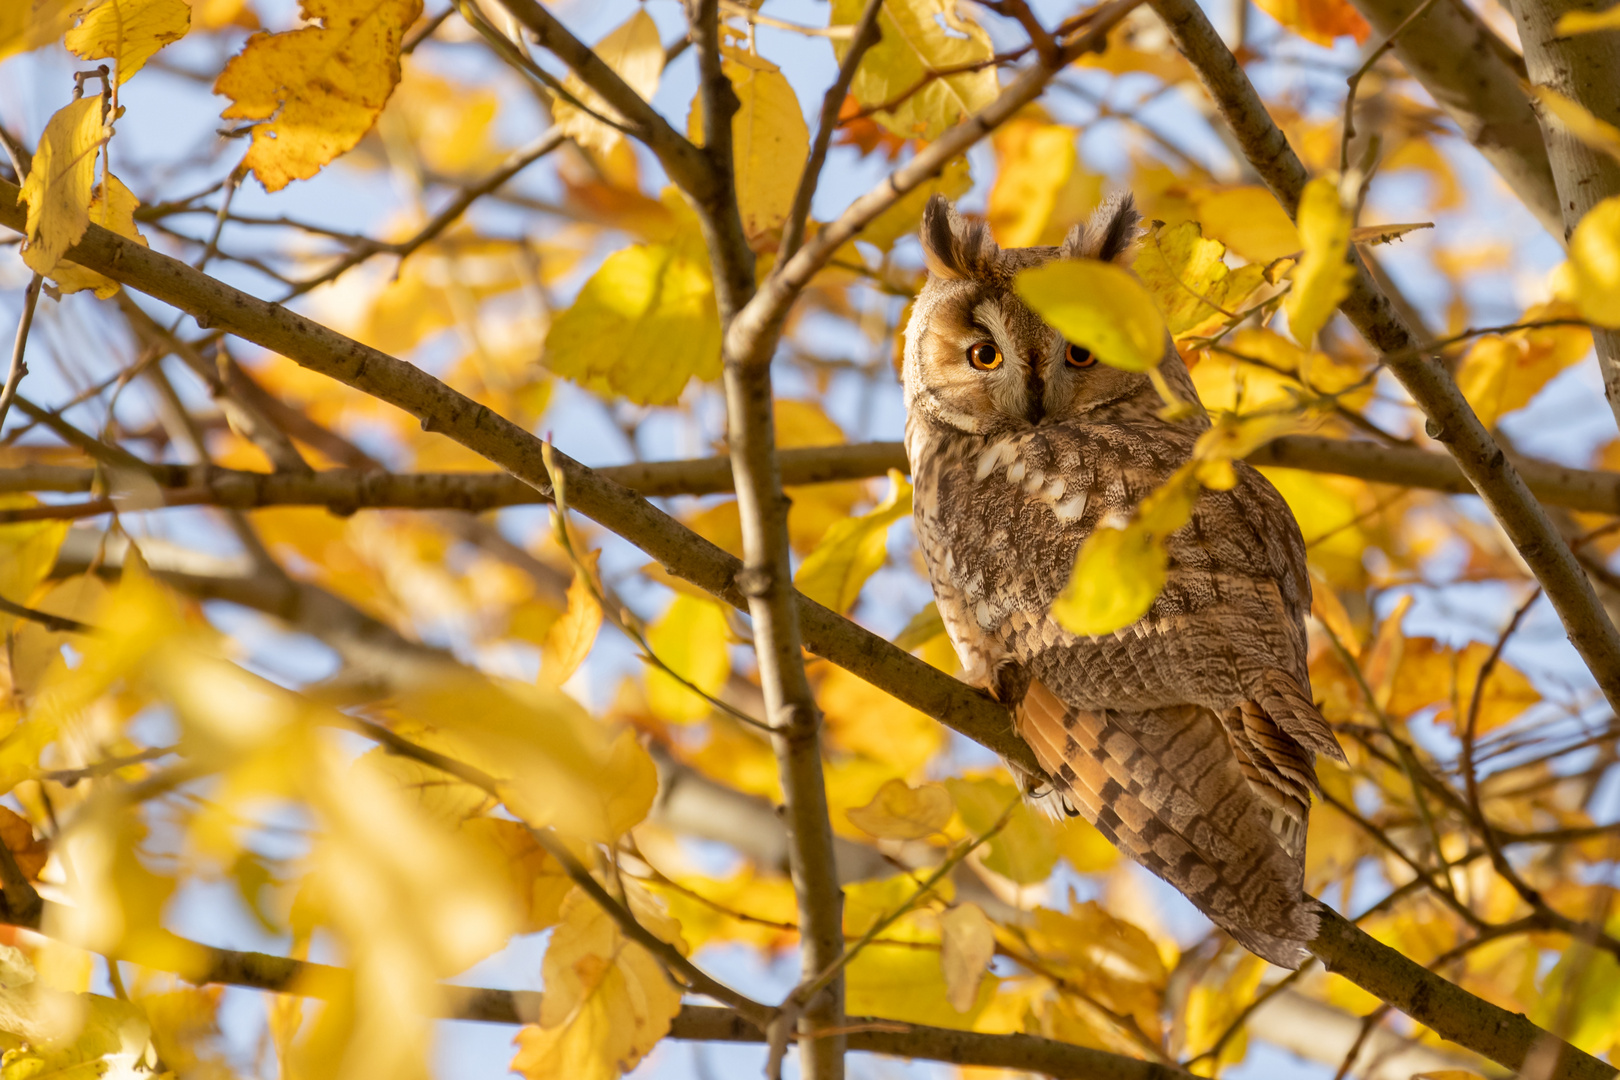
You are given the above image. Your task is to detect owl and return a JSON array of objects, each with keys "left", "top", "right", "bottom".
[{"left": 902, "top": 194, "right": 1345, "bottom": 968}]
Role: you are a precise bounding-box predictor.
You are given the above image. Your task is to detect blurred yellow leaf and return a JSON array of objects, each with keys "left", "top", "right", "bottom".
[
  {"left": 832, "top": 0, "right": 997, "bottom": 140},
  {"left": 1180, "top": 953, "right": 1265, "bottom": 1070},
  {"left": 689, "top": 51, "right": 808, "bottom": 244},
  {"left": 513, "top": 887, "right": 682, "bottom": 1080},
  {"left": 461, "top": 818, "right": 571, "bottom": 933},
  {"left": 541, "top": 553, "right": 602, "bottom": 686},
  {"left": 1136, "top": 221, "right": 1267, "bottom": 337},
  {"left": 945, "top": 776, "right": 1055, "bottom": 885},
  {"left": 1016, "top": 259, "right": 1169, "bottom": 372},
  {"left": 50, "top": 174, "right": 150, "bottom": 299},
  {"left": 65, "top": 0, "right": 190, "bottom": 83},
  {"left": 1557, "top": 3, "right": 1620, "bottom": 32},
  {"left": 1384, "top": 636, "right": 1540, "bottom": 734},
  {"left": 1571, "top": 195, "right": 1620, "bottom": 329},
  {"left": 0, "top": 807, "right": 47, "bottom": 882},
  {"left": 1253, "top": 0, "right": 1369, "bottom": 46},
  {"left": 1284, "top": 176, "right": 1353, "bottom": 346},
  {"left": 1, "top": 0, "right": 82, "bottom": 61},
  {"left": 794, "top": 470, "right": 911, "bottom": 613},
  {"left": 819, "top": 663, "right": 942, "bottom": 774},
  {"left": 1191, "top": 186, "right": 1300, "bottom": 263},
  {"left": 1053, "top": 816, "right": 1119, "bottom": 873},
  {"left": 552, "top": 10, "right": 664, "bottom": 157},
  {"left": 1530, "top": 86, "right": 1620, "bottom": 166},
  {"left": 544, "top": 237, "right": 722, "bottom": 405},
  {"left": 645, "top": 594, "right": 730, "bottom": 723},
  {"left": 847, "top": 778, "right": 954, "bottom": 840},
  {"left": 18, "top": 97, "right": 108, "bottom": 276},
  {"left": 1023, "top": 902, "right": 1168, "bottom": 1032},
  {"left": 988, "top": 118, "right": 1079, "bottom": 248},
  {"left": 1456, "top": 307, "right": 1593, "bottom": 425},
  {"left": 215, "top": 0, "right": 421, "bottom": 191},
  {"left": 861, "top": 156, "right": 972, "bottom": 251},
  {"left": 0, "top": 497, "right": 70, "bottom": 631},
  {"left": 939, "top": 903, "right": 995, "bottom": 1012}
]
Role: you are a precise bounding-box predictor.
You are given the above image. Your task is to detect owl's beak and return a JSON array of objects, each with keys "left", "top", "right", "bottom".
[{"left": 1025, "top": 354, "right": 1046, "bottom": 425}]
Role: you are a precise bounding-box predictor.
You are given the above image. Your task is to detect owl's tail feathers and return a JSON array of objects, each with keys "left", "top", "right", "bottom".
[
  {"left": 1016, "top": 679, "right": 1316, "bottom": 969},
  {"left": 1259, "top": 669, "right": 1347, "bottom": 763}
]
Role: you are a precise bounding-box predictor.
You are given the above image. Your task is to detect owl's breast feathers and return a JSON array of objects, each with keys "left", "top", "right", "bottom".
[{"left": 908, "top": 415, "right": 1345, "bottom": 968}]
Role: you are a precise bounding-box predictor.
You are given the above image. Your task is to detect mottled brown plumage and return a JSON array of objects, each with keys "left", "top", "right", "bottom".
[{"left": 902, "top": 194, "right": 1345, "bottom": 967}]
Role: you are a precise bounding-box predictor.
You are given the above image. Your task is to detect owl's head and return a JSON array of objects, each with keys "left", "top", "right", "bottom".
[{"left": 902, "top": 193, "right": 1197, "bottom": 436}]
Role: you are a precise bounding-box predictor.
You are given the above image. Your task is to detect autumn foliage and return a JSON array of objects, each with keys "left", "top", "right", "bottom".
[{"left": 1, "top": 0, "right": 1620, "bottom": 1079}]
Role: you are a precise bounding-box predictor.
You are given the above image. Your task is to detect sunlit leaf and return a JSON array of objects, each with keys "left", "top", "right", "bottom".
[
  {"left": 49, "top": 174, "right": 150, "bottom": 299},
  {"left": 1557, "top": 3, "right": 1620, "bottom": 32},
  {"left": 846, "top": 778, "right": 954, "bottom": 840},
  {"left": 945, "top": 776, "right": 1055, "bottom": 885},
  {"left": 861, "top": 156, "right": 972, "bottom": 251},
  {"left": 1456, "top": 306, "right": 1593, "bottom": 425},
  {"left": 988, "top": 117, "right": 1090, "bottom": 248},
  {"left": 794, "top": 470, "right": 912, "bottom": 613},
  {"left": 552, "top": 10, "right": 664, "bottom": 158},
  {"left": 1253, "top": 0, "right": 1370, "bottom": 46},
  {"left": 1, "top": 0, "right": 82, "bottom": 61},
  {"left": 1571, "top": 195, "right": 1620, "bottom": 329},
  {"left": 831, "top": 0, "right": 998, "bottom": 140},
  {"left": 65, "top": 0, "right": 190, "bottom": 84},
  {"left": 18, "top": 97, "right": 108, "bottom": 277},
  {"left": 1191, "top": 185, "right": 1301, "bottom": 263},
  {"left": 645, "top": 594, "right": 731, "bottom": 723},
  {"left": 1530, "top": 86, "right": 1620, "bottom": 166},
  {"left": 1135, "top": 220, "right": 1268, "bottom": 337},
  {"left": 689, "top": 50, "right": 809, "bottom": 245},
  {"left": 215, "top": 0, "right": 422, "bottom": 191},
  {"left": 1284, "top": 176, "right": 1354, "bottom": 346},
  {"left": 1015, "top": 260, "right": 1169, "bottom": 372},
  {"left": 542, "top": 551, "right": 603, "bottom": 686}
]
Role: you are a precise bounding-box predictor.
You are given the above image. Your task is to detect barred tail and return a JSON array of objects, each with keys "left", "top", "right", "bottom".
[{"left": 1016, "top": 679, "right": 1316, "bottom": 968}]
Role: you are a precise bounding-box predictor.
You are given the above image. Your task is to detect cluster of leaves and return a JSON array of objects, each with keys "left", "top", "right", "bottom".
[{"left": 0, "top": 0, "right": 1618, "bottom": 1078}]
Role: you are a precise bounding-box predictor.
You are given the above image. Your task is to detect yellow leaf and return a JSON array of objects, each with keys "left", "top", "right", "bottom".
[
  {"left": 988, "top": 118, "right": 1080, "bottom": 248},
  {"left": 819, "top": 663, "right": 942, "bottom": 774},
  {"left": 1557, "top": 3, "right": 1620, "bottom": 32},
  {"left": 18, "top": 97, "right": 109, "bottom": 277},
  {"left": 846, "top": 778, "right": 954, "bottom": 840},
  {"left": 1, "top": 0, "right": 79, "bottom": 60},
  {"left": 1135, "top": 221, "right": 1268, "bottom": 337},
  {"left": 0, "top": 497, "right": 69, "bottom": 632},
  {"left": 1283, "top": 176, "right": 1354, "bottom": 346},
  {"left": 541, "top": 553, "right": 602, "bottom": 686},
  {"left": 1411, "top": 1073, "right": 1492, "bottom": 1080},
  {"left": 861, "top": 156, "right": 972, "bottom": 251},
  {"left": 794, "top": 470, "right": 912, "bottom": 613},
  {"left": 65, "top": 0, "right": 190, "bottom": 84},
  {"left": 1384, "top": 637, "right": 1540, "bottom": 734},
  {"left": 1530, "top": 86, "right": 1620, "bottom": 167},
  {"left": 214, "top": 0, "right": 422, "bottom": 192},
  {"left": 1190, "top": 185, "right": 1301, "bottom": 263},
  {"left": 1051, "top": 467, "right": 1199, "bottom": 637},
  {"left": 597, "top": 729, "right": 659, "bottom": 839},
  {"left": 551, "top": 10, "right": 664, "bottom": 158},
  {"left": 1456, "top": 307, "right": 1593, "bottom": 425},
  {"left": 645, "top": 594, "right": 730, "bottom": 723},
  {"left": 1014, "top": 260, "right": 1169, "bottom": 373},
  {"left": 832, "top": 0, "right": 998, "bottom": 140},
  {"left": 945, "top": 776, "right": 1056, "bottom": 885},
  {"left": 460, "top": 818, "right": 571, "bottom": 933},
  {"left": 689, "top": 51, "right": 809, "bottom": 244},
  {"left": 513, "top": 888, "right": 681, "bottom": 1080},
  {"left": 939, "top": 903, "right": 995, "bottom": 1013},
  {"left": 1571, "top": 195, "right": 1620, "bottom": 329},
  {"left": 1252, "top": 0, "right": 1369, "bottom": 46},
  {"left": 1023, "top": 902, "right": 1168, "bottom": 1029},
  {"left": 50, "top": 173, "right": 150, "bottom": 299},
  {"left": 544, "top": 237, "right": 722, "bottom": 406}
]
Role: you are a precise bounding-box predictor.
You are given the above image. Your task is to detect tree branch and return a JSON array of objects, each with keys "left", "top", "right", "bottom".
[
  {"left": 1149, "top": 0, "right": 1620, "bottom": 735},
  {"left": 6, "top": 179, "right": 1608, "bottom": 1078}
]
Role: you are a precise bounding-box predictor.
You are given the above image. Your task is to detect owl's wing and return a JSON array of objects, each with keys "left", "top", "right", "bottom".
[{"left": 1016, "top": 680, "right": 1316, "bottom": 968}]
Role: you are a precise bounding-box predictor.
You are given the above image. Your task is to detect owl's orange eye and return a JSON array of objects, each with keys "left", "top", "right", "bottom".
[
  {"left": 967, "top": 342, "right": 1003, "bottom": 370},
  {"left": 1066, "top": 343, "right": 1096, "bottom": 368}
]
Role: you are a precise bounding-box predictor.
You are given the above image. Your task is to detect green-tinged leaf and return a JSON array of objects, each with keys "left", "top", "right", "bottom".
[
  {"left": 645, "top": 594, "right": 731, "bottom": 723},
  {"left": 544, "top": 238, "right": 722, "bottom": 405},
  {"left": 1283, "top": 176, "right": 1354, "bottom": 346},
  {"left": 1014, "top": 260, "right": 1169, "bottom": 372},
  {"left": 944, "top": 776, "right": 1056, "bottom": 885},
  {"left": 831, "top": 0, "right": 997, "bottom": 140},
  {"left": 794, "top": 470, "right": 912, "bottom": 613}
]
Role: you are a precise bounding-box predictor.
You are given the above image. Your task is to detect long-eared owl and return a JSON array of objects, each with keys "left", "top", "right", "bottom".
[{"left": 902, "top": 194, "right": 1345, "bottom": 967}]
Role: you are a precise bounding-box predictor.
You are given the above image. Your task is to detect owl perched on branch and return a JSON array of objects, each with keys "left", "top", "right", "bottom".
[{"left": 902, "top": 195, "right": 1345, "bottom": 968}]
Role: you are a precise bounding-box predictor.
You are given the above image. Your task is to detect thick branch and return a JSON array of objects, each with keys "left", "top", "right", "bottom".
[
  {"left": 1508, "top": 0, "right": 1620, "bottom": 431},
  {"left": 1345, "top": 0, "right": 1562, "bottom": 238},
  {"left": 1149, "top": 0, "right": 1620, "bottom": 732}
]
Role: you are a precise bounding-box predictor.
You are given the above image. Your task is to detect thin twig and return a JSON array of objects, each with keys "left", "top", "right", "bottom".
[
  {"left": 1339, "top": 0, "right": 1441, "bottom": 175},
  {"left": 0, "top": 273, "right": 42, "bottom": 433}
]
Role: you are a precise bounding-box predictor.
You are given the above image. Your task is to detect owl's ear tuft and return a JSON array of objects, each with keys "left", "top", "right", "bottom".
[
  {"left": 1060, "top": 191, "right": 1143, "bottom": 264},
  {"left": 920, "top": 194, "right": 999, "bottom": 280}
]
